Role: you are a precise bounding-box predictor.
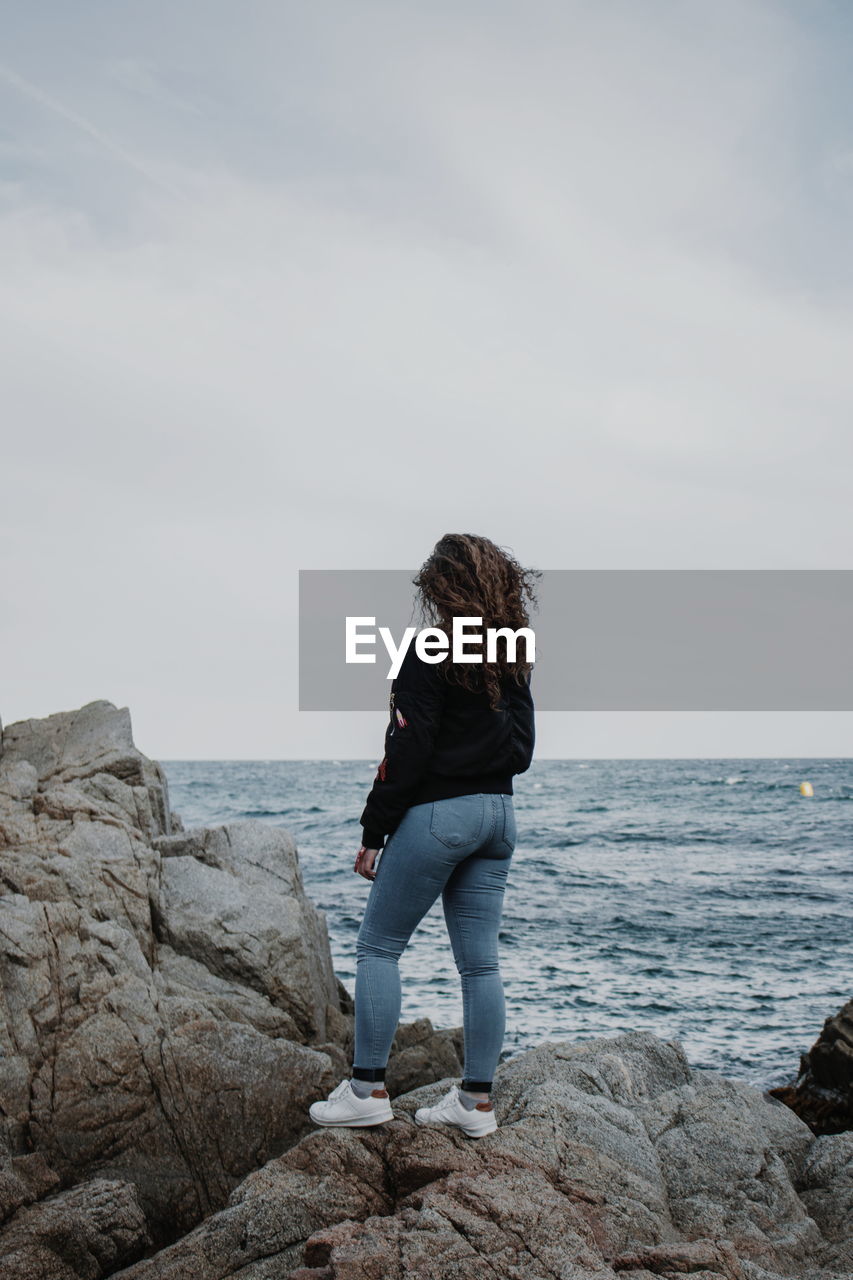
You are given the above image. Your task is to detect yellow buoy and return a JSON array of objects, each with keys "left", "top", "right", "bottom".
[{"left": 799, "top": 781, "right": 814, "bottom": 797}]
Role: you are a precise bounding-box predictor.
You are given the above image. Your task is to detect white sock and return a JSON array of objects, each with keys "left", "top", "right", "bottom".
[
  {"left": 459, "top": 1088, "right": 490, "bottom": 1110},
  {"left": 350, "top": 1077, "right": 379, "bottom": 1098}
]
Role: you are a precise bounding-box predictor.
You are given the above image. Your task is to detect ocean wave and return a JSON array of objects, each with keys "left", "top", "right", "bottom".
[{"left": 239, "top": 808, "right": 297, "bottom": 818}]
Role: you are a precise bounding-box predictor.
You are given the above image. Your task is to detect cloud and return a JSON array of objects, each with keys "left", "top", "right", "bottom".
[
  {"left": 0, "top": 61, "right": 184, "bottom": 199},
  {"left": 104, "top": 57, "right": 207, "bottom": 118},
  {"left": 1, "top": 0, "right": 851, "bottom": 755}
]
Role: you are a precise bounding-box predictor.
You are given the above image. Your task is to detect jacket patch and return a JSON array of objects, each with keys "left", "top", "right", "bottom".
[
  {"left": 395, "top": 709, "right": 408, "bottom": 729},
  {"left": 376, "top": 756, "right": 388, "bottom": 782}
]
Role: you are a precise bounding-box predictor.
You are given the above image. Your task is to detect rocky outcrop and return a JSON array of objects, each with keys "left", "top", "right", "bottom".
[
  {"left": 0, "top": 701, "right": 173, "bottom": 841},
  {"left": 2, "top": 701, "right": 850, "bottom": 1280},
  {"left": 109, "top": 1031, "right": 853, "bottom": 1280},
  {"left": 770, "top": 1001, "right": 853, "bottom": 1136},
  {"left": 0, "top": 702, "right": 351, "bottom": 1254},
  {"left": 0, "top": 701, "right": 463, "bottom": 1278}
]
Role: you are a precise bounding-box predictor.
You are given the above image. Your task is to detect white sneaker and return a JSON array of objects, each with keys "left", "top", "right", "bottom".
[
  {"left": 414, "top": 1085, "right": 497, "bottom": 1138},
  {"left": 309, "top": 1079, "right": 394, "bottom": 1128}
]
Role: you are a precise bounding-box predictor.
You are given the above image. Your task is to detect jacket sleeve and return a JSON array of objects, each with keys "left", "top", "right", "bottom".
[
  {"left": 506, "top": 669, "right": 535, "bottom": 774},
  {"left": 360, "top": 645, "right": 447, "bottom": 850}
]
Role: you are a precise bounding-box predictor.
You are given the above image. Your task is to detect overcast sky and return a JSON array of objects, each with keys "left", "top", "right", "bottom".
[{"left": 2, "top": 0, "right": 852, "bottom": 760}]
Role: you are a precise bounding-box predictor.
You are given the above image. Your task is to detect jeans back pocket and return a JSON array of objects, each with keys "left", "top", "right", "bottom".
[{"left": 429, "top": 796, "right": 481, "bottom": 848}]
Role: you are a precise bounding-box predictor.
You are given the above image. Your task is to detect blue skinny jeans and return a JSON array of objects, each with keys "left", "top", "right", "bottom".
[{"left": 353, "top": 792, "right": 516, "bottom": 1092}]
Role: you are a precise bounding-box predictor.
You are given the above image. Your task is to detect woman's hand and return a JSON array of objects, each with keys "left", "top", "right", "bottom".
[{"left": 354, "top": 846, "right": 380, "bottom": 880}]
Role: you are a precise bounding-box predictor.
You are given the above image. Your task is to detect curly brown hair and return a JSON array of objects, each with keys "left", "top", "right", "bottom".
[{"left": 413, "top": 533, "right": 540, "bottom": 709}]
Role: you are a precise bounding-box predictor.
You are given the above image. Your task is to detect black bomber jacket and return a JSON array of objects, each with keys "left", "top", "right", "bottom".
[{"left": 360, "top": 643, "right": 535, "bottom": 850}]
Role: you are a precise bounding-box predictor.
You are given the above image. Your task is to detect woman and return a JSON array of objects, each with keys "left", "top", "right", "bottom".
[{"left": 309, "top": 533, "right": 537, "bottom": 1138}]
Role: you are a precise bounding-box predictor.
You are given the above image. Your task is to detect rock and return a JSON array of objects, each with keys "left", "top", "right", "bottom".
[
  {"left": 0, "top": 1177, "right": 150, "bottom": 1279},
  {"left": 807, "top": 1000, "right": 853, "bottom": 1100},
  {"left": 0, "top": 702, "right": 346, "bottom": 1252},
  {"left": 0, "top": 1120, "right": 59, "bottom": 1226},
  {"left": 1, "top": 701, "right": 172, "bottom": 840},
  {"left": 0, "top": 701, "right": 476, "bottom": 1262},
  {"left": 796, "top": 1131, "right": 853, "bottom": 1273},
  {"left": 154, "top": 823, "right": 340, "bottom": 1042},
  {"left": 385, "top": 1017, "right": 465, "bottom": 1098},
  {"left": 0, "top": 761, "right": 38, "bottom": 803},
  {"left": 5, "top": 702, "right": 849, "bottom": 1279},
  {"left": 108, "top": 1030, "right": 851, "bottom": 1280},
  {"left": 769, "top": 1001, "right": 853, "bottom": 1136},
  {"left": 110, "top": 1127, "right": 396, "bottom": 1280}
]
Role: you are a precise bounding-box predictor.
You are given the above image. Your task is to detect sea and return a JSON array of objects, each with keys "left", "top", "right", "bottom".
[{"left": 161, "top": 758, "right": 851, "bottom": 1093}]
